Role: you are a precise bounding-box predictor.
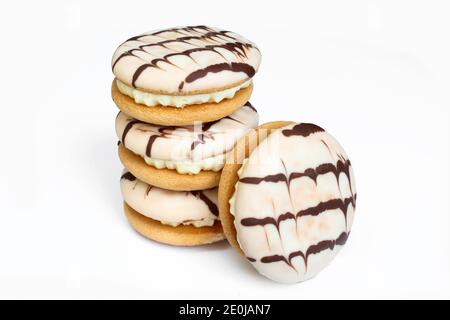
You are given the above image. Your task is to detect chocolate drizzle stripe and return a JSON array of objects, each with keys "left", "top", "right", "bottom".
[
  {"left": 244, "top": 101, "right": 257, "bottom": 112},
  {"left": 128, "top": 32, "right": 236, "bottom": 50},
  {"left": 261, "top": 255, "right": 290, "bottom": 266},
  {"left": 146, "top": 135, "right": 159, "bottom": 157},
  {"left": 121, "top": 120, "right": 143, "bottom": 148},
  {"left": 131, "top": 64, "right": 157, "bottom": 87},
  {"left": 261, "top": 231, "right": 349, "bottom": 269},
  {"left": 239, "top": 160, "right": 352, "bottom": 186},
  {"left": 112, "top": 52, "right": 133, "bottom": 71},
  {"left": 145, "top": 185, "right": 153, "bottom": 196},
  {"left": 298, "top": 196, "right": 355, "bottom": 219},
  {"left": 156, "top": 44, "right": 251, "bottom": 65},
  {"left": 240, "top": 173, "right": 287, "bottom": 184},
  {"left": 144, "top": 126, "right": 177, "bottom": 157},
  {"left": 240, "top": 195, "right": 356, "bottom": 229},
  {"left": 121, "top": 172, "right": 136, "bottom": 181},
  {"left": 282, "top": 123, "right": 325, "bottom": 138},
  {"left": 184, "top": 62, "right": 255, "bottom": 86},
  {"left": 289, "top": 160, "right": 352, "bottom": 184},
  {"left": 190, "top": 191, "right": 219, "bottom": 216}
]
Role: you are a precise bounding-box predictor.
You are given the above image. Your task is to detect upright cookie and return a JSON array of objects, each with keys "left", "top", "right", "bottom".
[
  {"left": 111, "top": 26, "right": 261, "bottom": 125},
  {"left": 219, "top": 122, "right": 356, "bottom": 283}
]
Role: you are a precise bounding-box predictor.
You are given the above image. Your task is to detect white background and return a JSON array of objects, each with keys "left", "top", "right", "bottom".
[{"left": 0, "top": 0, "right": 449, "bottom": 299}]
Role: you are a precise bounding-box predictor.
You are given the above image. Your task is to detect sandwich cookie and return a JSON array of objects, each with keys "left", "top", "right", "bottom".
[
  {"left": 219, "top": 122, "right": 356, "bottom": 283},
  {"left": 116, "top": 103, "right": 259, "bottom": 191},
  {"left": 111, "top": 25, "right": 260, "bottom": 126},
  {"left": 121, "top": 170, "right": 224, "bottom": 246}
]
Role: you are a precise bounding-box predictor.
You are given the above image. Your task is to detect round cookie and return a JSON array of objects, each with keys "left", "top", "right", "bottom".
[
  {"left": 111, "top": 25, "right": 261, "bottom": 95},
  {"left": 121, "top": 170, "right": 219, "bottom": 227},
  {"left": 115, "top": 103, "right": 258, "bottom": 174},
  {"left": 124, "top": 203, "right": 225, "bottom": 246},
  {"left": 219, "top": 122, "right": 356, "bottom": 283},
  {"left": 112, "top": 80, "right": 253, "bottom": 126},
  {"left": 118, "top": 143, "right": 220, "bottom": 191}
]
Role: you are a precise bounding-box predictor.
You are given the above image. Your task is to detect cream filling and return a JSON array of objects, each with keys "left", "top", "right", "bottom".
[
  {"left": 117, "top": 79, "right": 252, "bottom": 108},
  {"left": 162, "top": 217, "right": 217, "bottom": 228},
  {"left": 144, "top": 153, "right": 226, "bottom": 175}
]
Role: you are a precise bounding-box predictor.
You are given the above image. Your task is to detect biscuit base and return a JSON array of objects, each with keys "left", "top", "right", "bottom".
[
  {"left": 118, "top": 144, "right": 221, "bottom": 191},
  {"left": 124, "top": 202, "right": 225, "bottom": 246},
  {"left": 112, "top": 79, "right": 253, "bottom": 126},
  {"left": 218, "top": 121, "right": 294, "bottom": 255}
]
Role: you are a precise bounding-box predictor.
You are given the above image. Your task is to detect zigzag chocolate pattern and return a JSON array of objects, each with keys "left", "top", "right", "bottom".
[
  {"left": 260, "top": 231, "right": 349, "bottom": 269},
  {"left": 241, "top": 195, "right": 356, "bottom": 229},
  {"left": 239, "top": 159, "right": 353, "bottom": 185},
  {"left": 112, "top": 25, "right": 258, "bottom": 89},
  {"left": 239, "top": 159, "right": 355, "bottom": 231}
]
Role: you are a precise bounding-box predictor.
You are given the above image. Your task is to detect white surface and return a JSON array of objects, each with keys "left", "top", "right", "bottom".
[{"left": 1, "top": 0, "right": 450, "bottom": 299}]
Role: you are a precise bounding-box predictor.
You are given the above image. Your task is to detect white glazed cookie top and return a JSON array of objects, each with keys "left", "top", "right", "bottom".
[
  {"left": 115, "top": 103, "right": 259, "bottom": 162},
  {"left": 230, "top": 123, "right": 357, "bottom": 283},
  {"left": 121, "top": 170, "right": 219, "bottom": 227},
  {"left": 112, "top": 26, "right": 261, "bottom": 94}
]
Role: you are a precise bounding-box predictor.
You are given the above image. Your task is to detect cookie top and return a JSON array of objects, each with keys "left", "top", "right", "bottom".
[
  {"left": 229, "top": 123, "right": 356, "bottom": 283},
  {"left": 121, "top": 170, "right": 219, "bottom": 227},
  {"left": 112, "top": 26, "right": 261, "bottom": 94},
  {"left": 115, "top": 102, "right": 258, "bottom": 162}
]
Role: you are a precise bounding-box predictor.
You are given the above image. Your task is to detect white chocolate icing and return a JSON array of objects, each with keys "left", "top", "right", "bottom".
[
  {"left": 112, "top": 26, "right": 261, "bottom": 94},
  {"left": 230, "top": 123, "right": 356, "bottom": 283},
  {"left": 115, "top": 103, "right": 258, "bottom": 174},
  {"left": 144, "top": 153, "right": 224, "bottom": 175},
  {"left": 121, "top": 170, "right": 219, "bottom": 227},
  {"left": 116, "top": 79, "right": 252, "bottom": 108}
]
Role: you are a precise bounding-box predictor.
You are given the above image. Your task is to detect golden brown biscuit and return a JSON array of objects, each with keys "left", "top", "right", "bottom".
[
  {"left": 218, "top": 121, "right": 294, "bottom": 255},
  {"left": 124, "top": 202, "right": 225, "bottom": 246},
  {"left": 111, "top": 79, "right": 253, "bottom": 126},
  {"left": 118, "top": 143, "right": 220, "bottom": 191}
]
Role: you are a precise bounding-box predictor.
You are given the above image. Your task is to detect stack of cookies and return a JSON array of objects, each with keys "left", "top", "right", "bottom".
[{"left": 111, "top": 26, "right": 261, "bottom": 246}]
